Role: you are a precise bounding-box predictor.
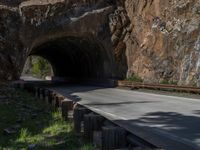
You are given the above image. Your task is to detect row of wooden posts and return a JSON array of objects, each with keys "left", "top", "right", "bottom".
[
  {"left": 35, "top": 87, "right": 129, "bottom": 150},
  {"left": 14, "top": 83, "right": 160, "bottom": 150}
]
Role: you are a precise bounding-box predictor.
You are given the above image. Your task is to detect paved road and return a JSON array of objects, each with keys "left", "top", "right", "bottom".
[
  {"left": 20, "top": 75, "right": 43, "bottom": 81},
  {"left": 49, "top": 85, "right": 200, "bottom": 150}
]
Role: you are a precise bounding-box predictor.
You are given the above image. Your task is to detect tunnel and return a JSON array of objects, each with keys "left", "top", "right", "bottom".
[{"left": 29, "top": 37, "right": 115, "bottom": 80}]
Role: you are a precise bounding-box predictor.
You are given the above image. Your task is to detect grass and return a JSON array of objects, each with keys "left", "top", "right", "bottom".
[
  {"left": 0, "top": 87, "right": 94, "bottom": 150},
  {"left": 160, "top": 79, "right": 178, "bottom": 85},
  {"left": 126, "top": 75, "right": 143, "bottom": 83}
]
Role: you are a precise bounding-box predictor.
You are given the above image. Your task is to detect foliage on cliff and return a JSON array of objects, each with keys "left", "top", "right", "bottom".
[{"left": 22, "top": 56, "right": 53, "bottom": 79}]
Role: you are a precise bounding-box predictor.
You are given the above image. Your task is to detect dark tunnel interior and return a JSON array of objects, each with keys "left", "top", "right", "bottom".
[{"left": 29, "top": 37, "right": 115, "bottom": 79}]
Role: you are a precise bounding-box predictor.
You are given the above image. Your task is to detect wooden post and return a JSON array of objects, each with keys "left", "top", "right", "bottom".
[
  {"left": 52, "top": 93, "right": 57, "bottom": 108},
  {"left": 25, "top": 83, "right": 34, "bottom": 93},
  {"left": 84, "top": 113, "right": 104, "bottom": 141},
  {"left": 55, "top": 96, "right": 60, "bottom": 108},
  {"left": 73, "top": 106, "right": 90, "bottom": 134},
  {"left": 35, "top": 87, "right": 39, "bottom": 98},
  {"left": 13, "top": 83, "right": 20, "bottom": 89},
  {"left": 19, "top": 82, "right": 25, "bottom": 90},
  {"left": 63, "top": 99, "right": 74, "bottom": 110},
  {"left": 93, "top": 131, "right": 102, "bottom": 149},
  {"left": 44, "top": 89, "right": 50, "bottom": 104},
  {"left": 102, "top": 126, "right": 127, "bottom": 150},
  {"left": 61, "top": 99, "right": 73, "bottom": 121},
  {"left": 39, "top": 88, "right": 45, "bottom": 100},
  {"left": 30, "top": 84, "right": 35, "bottom": 93},
  {"left": 48, "top": 91, "right": 54, "bottom": 105},
  {"left": 39, "top": 88, "right": 42, "bottom": 100},
  {"left": 58, "top": 95, "right": 64, "bottom": 107},
  {"left": 55, "top": 95, "right": 64, "bottom": 109},
  {"left": 127, "top": 134, "right": 156, "bottom": 148}
]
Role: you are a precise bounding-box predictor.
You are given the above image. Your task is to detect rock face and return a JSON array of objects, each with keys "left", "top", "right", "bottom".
[
  {"left": 120, "top": 0, "right": 200, "bottom": 86},
  {"left": 0, "top": 0, "right": 200, "bottom": 86}
]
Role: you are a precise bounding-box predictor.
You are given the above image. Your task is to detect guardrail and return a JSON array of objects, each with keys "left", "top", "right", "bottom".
[
  {"left": 13, "top": 79, "right": 200, "bottom": 94},
  {"left": 118, "top": 81, "right": 200, "bottom": 94},
  {"left": 13, "top": 82, "right": 160, "bottom": 150}
]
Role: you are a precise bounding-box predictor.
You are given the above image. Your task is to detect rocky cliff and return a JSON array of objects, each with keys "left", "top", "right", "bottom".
[
  {"left": 0, "top": 0, "right": 200, "bottom": 86},
  {"left": 119, "top": 0, "right": 200, "bottom": 86}
]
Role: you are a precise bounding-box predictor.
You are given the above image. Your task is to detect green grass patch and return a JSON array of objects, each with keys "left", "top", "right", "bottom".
[
  {"left": 0, "top": 89, "right": 94, "bottom": 150},
  {"left": 126, "top": 75, "right": 143, "bottom": 83},
  {"left": 80, "top": 144, "right": 95, "bottom": 150},
  {"left": 160, "top": 79, "right": 178, "bottom": 85}
]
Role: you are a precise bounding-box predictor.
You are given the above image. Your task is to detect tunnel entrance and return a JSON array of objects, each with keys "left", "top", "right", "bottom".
[
  {"left": 28, "top": 37, "right": 115, "bottom": 80},
  {"left": 21, "top": 56, "right": 53, "bottom": 80}
]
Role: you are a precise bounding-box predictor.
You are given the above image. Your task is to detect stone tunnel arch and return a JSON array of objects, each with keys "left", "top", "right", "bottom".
[
  {"left": 0, "top": 1, "right": 129, "bottom": 81},
  {"left": 29, "top": 36, "right": 115, "bottom": 80}
]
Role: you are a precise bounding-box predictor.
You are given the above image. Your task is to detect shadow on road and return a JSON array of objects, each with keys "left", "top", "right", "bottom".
[{"left": 114, "top": 111, "right": 200, "bottom": 149}]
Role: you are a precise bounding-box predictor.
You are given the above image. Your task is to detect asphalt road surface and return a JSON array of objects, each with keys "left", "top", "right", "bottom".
[
  {"left": 20, "top": 75, "right": 43, "bottom": 81},
  {"left": 49, "top": 85, "right": 200, "bottom": 150}
]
